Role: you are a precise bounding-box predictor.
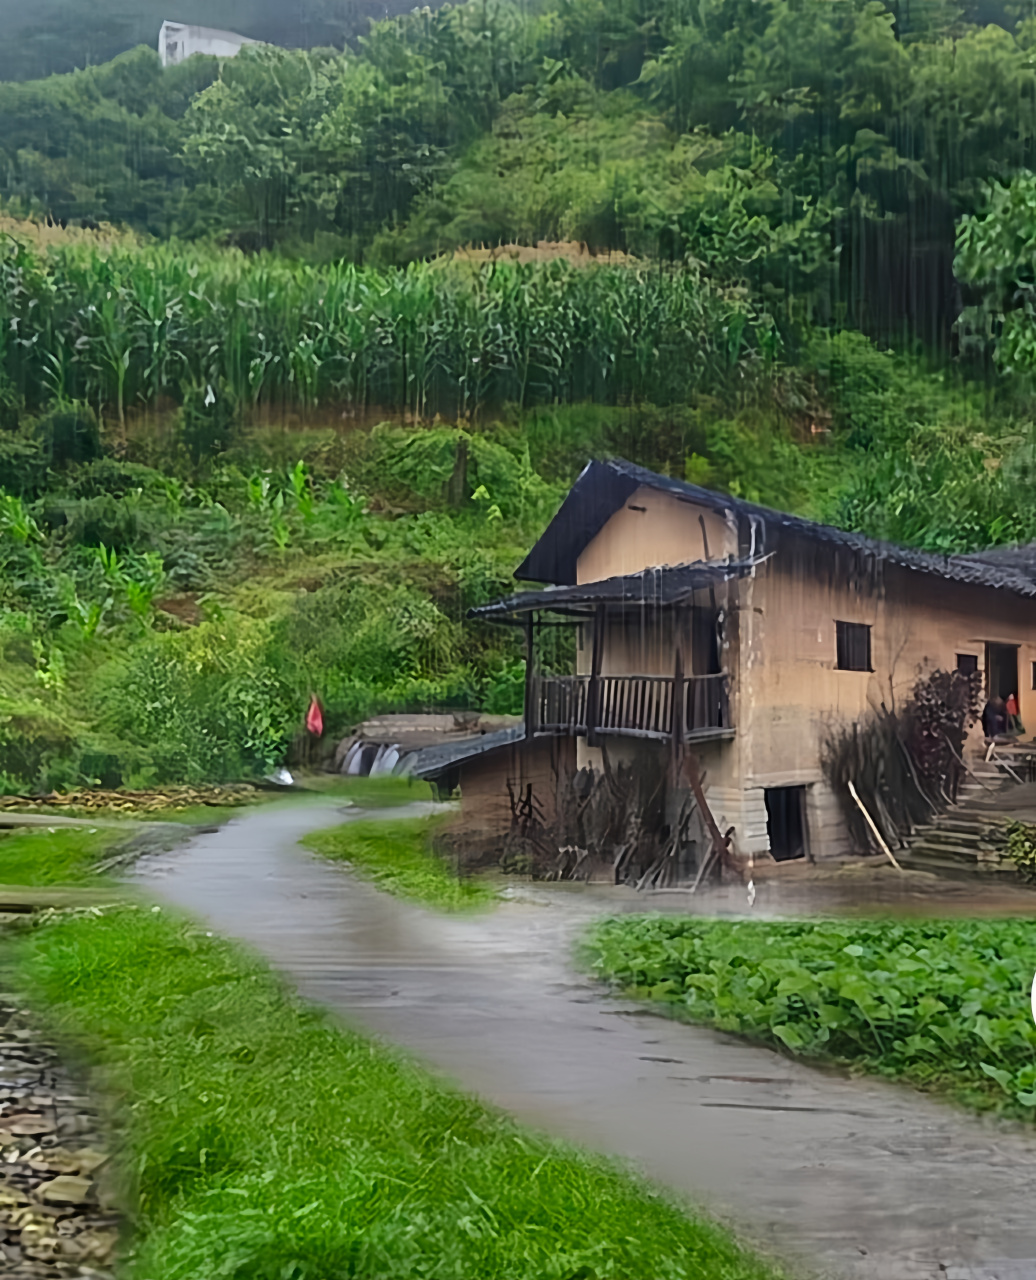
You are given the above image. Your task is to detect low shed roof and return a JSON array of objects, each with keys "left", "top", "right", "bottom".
[{"left": 405, "top": 726, "right": 525, "bottom": 780}]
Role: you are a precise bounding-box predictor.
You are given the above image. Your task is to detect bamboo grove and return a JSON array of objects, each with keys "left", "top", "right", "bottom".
[{"left": 0, "top": 240, "right": 770, "bottom": 425}]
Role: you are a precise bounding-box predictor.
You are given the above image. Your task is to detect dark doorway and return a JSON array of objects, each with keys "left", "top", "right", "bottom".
[
  {"left": 986, "top": 643, "right": 1019, "bottom": 701},
  {"left": 691, "top": 606, "right": 721, "bottom": 675},
  {"left": 764, "top": 786, "right": 808, "bottom": 862}
]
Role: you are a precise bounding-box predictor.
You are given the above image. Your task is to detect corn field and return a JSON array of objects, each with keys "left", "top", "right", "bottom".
[{"left": 0, "top": 240, "right": 775, "bottom": 421}]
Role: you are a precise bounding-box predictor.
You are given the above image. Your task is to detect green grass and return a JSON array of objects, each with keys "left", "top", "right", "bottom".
[
  {"left": 12, "top": 906, "right": 787, "bottom": 1280},
  {"left": 298, "top": 774, "right": 437, "bottom": 808},
  {"left": 305, "top": 816, "right": 494, "bottom": 912},
  {"left": 584, "top": 916, "right": 1036, "bottom": 1118},
  {"left": 0, "top": 826, "right": 127, "bottom": 885}
]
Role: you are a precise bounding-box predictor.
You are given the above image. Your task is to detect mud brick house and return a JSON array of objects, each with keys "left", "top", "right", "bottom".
[{"left": 423, "top": 458, "right": 1036, "bottom": 864}]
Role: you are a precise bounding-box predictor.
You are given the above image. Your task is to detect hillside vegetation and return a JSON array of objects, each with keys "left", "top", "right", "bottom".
[{"left": 4, "top": 0, "right": 1036, "bottom": 790}]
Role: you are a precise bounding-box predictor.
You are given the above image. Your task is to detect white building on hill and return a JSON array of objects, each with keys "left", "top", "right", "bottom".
[{"left": 158, "top": 20, "right": 263, "bottom": 67}]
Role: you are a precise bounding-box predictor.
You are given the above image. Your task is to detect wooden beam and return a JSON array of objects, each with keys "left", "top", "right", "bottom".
[
  {"left": 586, "top": 605, "right": 605, "bottom": 747},
  {"left": 523, "top": 614, "right": 539, "bottom": 738},
  {"left": 683, "top": 749, "right": 735, "bottom": 889},
  {"left": 847, "top": 781, "right": 903, "bottom": 871},
  {"left": 671, "top": 646, "right": 685, "bottom": 773}
]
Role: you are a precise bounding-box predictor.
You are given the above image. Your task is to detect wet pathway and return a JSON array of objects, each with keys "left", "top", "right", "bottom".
[{"left": 131, "top": 800, "right": 1036, "bottom": 1280}]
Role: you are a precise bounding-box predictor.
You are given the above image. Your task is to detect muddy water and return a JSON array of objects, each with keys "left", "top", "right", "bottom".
[{"left": 131, "top": 800, "right": 1036, "bottom": 1280}]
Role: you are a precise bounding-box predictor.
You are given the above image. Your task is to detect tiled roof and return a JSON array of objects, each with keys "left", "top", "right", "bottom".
[
  {"left": 471, "top": 558, "right": 757, "bottom": 621},
  {"left": 404, "top": 726, "right": 525, "bottom": 780},
  {"left": 515, "top": 458, "right": 1036, "bottom": 600}
]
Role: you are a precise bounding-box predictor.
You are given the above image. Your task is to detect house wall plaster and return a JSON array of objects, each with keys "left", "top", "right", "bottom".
[
  {"left": 576, "top": 487, "right": 737, "bottom": 583},
  {"left": 577, "top": 492, "right": 1036, "bottom": 859}
]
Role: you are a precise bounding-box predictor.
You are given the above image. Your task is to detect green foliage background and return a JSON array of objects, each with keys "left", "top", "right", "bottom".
[{"left": 5, "top": 0, "right": 1036, "bottom": 788}]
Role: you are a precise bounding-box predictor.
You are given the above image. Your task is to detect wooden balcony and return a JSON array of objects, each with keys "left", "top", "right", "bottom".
[{"left": 534, "top": 672, "right": 733, "bottom": 743}]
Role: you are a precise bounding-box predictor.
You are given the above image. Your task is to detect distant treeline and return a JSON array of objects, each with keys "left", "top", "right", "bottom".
[{"left": 4, "top": 0, "right": 1036, "bottom": 349}]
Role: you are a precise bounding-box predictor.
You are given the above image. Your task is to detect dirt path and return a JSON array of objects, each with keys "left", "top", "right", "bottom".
[{"left": 130, "top": 800, "right": 1036, "bottom": 1280}]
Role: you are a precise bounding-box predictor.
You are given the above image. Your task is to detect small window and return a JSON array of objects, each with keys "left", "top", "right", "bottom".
[
  {"left": 1031, "top": 660, "right": 1036, "bottom": 692},
  {"left": 836, "top": 621, "right": 871, "bottom": 672},
  {"left": 957, "top": 654, "right": 978, "bottom": 676}
]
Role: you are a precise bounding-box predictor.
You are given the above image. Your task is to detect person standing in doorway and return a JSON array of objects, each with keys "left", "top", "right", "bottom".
[{"left": 982, "top": 696, "right": 1008, "bottom": 741}]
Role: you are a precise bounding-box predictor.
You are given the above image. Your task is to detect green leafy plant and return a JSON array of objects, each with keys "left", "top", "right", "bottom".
[
  {"left": 585, "top": 916, "right": 1036, "bottom": 1117},
  {"left": 0, "top": 493, "right": 42, "bottom": 545},
  {"left": 1005, "top": 821, "right": 1036, "bottom": 882},
  {"left": 35, "top": 402, "right": 102, "bottom": 469}
]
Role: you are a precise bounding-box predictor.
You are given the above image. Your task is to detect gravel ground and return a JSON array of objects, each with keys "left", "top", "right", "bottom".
[{"left": 0, "top": 994, "right": 117, "bottom": 1278}]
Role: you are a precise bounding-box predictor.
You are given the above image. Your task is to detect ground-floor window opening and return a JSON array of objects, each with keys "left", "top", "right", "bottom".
[{"left": 764, "top": 786, "right": 808, "bottom": 862}]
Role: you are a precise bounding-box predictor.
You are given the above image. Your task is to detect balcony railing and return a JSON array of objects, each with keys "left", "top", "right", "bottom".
[{"left": 535, "top": 672, "right": 732, "bottom": 741}]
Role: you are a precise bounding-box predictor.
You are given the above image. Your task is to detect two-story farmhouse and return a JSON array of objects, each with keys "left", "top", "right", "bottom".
[{"left": 438, "top": 458, "right": 1036, "bottom": 866}]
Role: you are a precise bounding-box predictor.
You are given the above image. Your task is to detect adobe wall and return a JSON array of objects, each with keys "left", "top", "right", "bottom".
[
  {"left": 743, "top": 553, "right": 1036, "bottom": 769},
  {"left": 576, "top": 486, "right": 737, "bottom": 583},
  {"left": 575, "top": 491, "right": 1036, "bottom": 861},
  {"left": 457, "top": 735, "right": 575, "bottom": 837},
  {"left": 728, "top": 548, "right": 1036, "bottom": 857}
]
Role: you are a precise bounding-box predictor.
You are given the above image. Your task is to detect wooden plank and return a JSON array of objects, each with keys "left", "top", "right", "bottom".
[
  {"left": 586, "top": 607, "right": 604, "bottom": 746},
  {"left": 672, "top": 650, "right": 684, "bottom": 756},
  {"left": 523, "top": 616, "right": 537, "bottom": 738}
]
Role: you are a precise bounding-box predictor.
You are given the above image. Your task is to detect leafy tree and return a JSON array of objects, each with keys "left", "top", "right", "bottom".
[{"left": 956, "top": 170, "right": 1036, "bottom": 373}]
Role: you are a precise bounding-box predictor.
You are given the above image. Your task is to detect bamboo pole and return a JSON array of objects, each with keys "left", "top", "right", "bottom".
[{"left": 847, "top": 780, "right": 903, "bottom": 872}]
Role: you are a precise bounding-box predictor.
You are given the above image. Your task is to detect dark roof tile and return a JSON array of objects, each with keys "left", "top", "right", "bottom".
[{"left": 516, "top": 458, "right": 1036, "bottom": 600}]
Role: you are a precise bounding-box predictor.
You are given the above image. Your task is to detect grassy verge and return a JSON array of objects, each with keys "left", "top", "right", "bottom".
[
  {"left": 297, "top": 774, "right": 436, "bottom": 808},
  {"left": 584, "top": 916, "right": 1036, "bottom": 1118},
  {"left": 11, "top": 905, "right": 787, "bottom": 1280},
  {"left": 0, "top": 825, "right": 127, "bottom": 886},
  {"left": 305, "top": 816, "right": 494, "bottom": 911}
]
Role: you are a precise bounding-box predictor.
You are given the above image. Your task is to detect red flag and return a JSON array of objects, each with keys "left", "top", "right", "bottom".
[{"left": 306, "top": 696, "right": 323, "bottom": 737}]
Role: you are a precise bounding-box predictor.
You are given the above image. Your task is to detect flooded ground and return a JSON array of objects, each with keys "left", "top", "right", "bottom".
[{"left": 131, "top": 799, "right": 1036, "bottom": 1280}]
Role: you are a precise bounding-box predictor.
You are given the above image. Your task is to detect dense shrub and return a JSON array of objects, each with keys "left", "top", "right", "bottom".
[
  {"left": 0, "top": 434, "right": 48, "bottom": 499},
  {"left": 36, "top": 403, "right": 102, "bottom": 469}
]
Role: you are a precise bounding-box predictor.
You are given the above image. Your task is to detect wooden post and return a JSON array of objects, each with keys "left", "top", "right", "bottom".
[
  {"left": 523, "top": 614, "right": 539, "bottom": 739},
  {"left": 671, "top": 647, "right": 685, "bottom": 773},
  {"left": 586, "top": 605, "right": 604, "bottom": 746},
  {"left": 847, "top": 781, "right": 903, "bottom": 871},
  {"left": 683, "top": 749, "right": 735, "bottom": 888}
]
